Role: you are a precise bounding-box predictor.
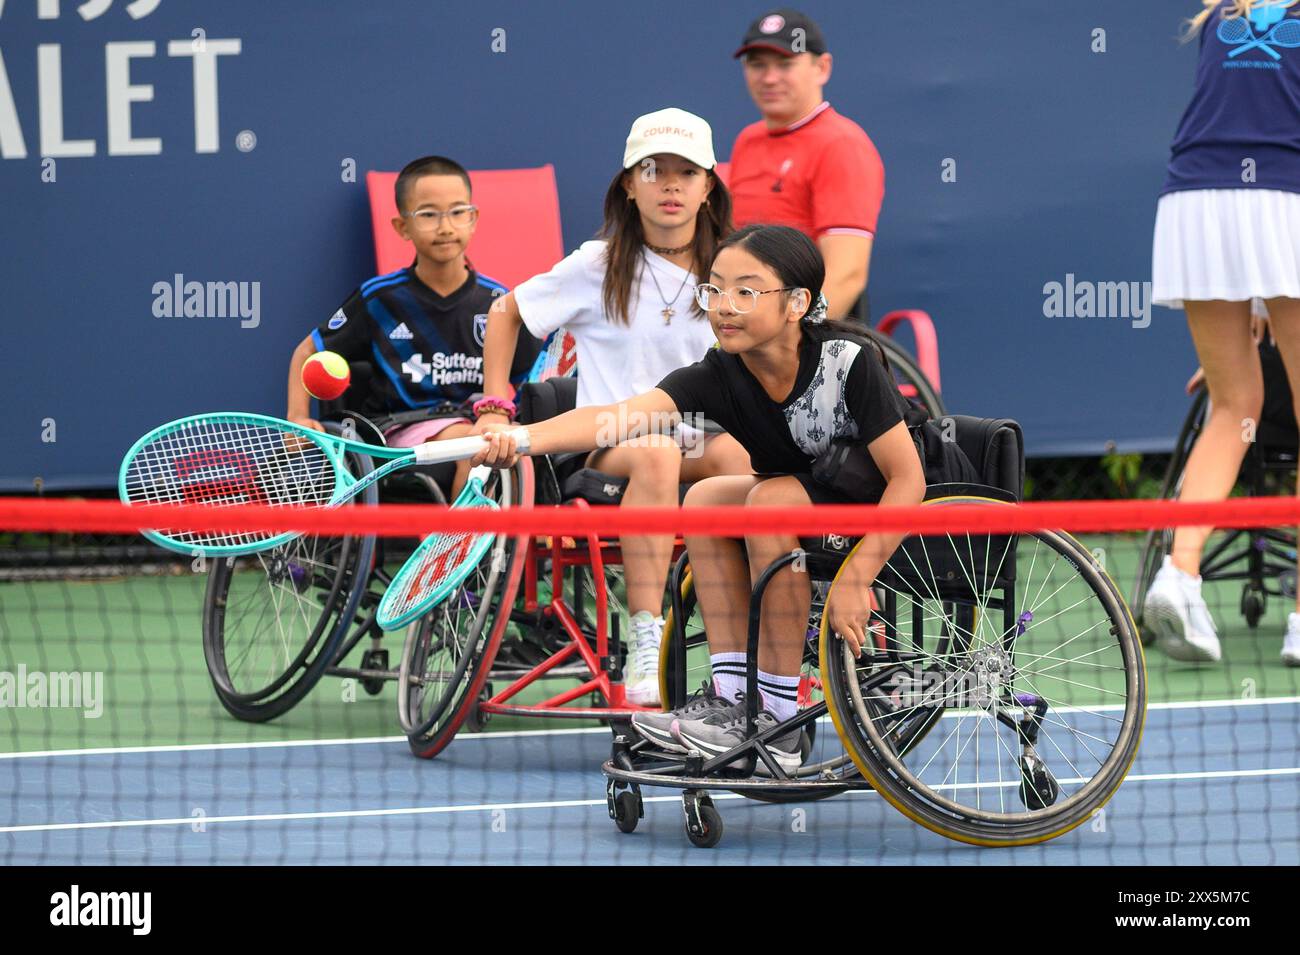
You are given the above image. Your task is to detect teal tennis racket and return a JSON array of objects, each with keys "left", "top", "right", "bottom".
[
  {"left": 377, "top": 466, "right": 502, "bottom": 630},
  {"left": 118, "top": 412, "right": 528, "bottom": 557}
]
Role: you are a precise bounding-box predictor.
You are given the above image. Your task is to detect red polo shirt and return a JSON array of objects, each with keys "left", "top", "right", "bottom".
[{"left": 728, "top": 102, "right": 884, "bottom": 241}]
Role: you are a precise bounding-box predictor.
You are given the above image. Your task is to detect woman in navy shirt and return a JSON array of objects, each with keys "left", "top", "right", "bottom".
[{"left": 1147, "top": 1, "right": 1300, "bottom": 667}]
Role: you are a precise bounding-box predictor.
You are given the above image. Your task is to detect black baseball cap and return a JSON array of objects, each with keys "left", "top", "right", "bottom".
[{"left": 733, "top": 8, "right": 828, "bottom": 58}]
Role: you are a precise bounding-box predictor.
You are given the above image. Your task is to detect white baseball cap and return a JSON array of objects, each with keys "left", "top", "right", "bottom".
[{"left": 622, "top": 108, "right": 717, "bottom": 171}]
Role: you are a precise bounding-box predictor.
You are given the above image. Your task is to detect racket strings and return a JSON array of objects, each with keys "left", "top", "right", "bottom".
[
  {"left": 123, "top": 416, "right": 339, "bottom": 549},
  {"left": 1271, "top": 18, "right": 1300, "bottom": 44},
  {"left": 379, "top": 497, "right": 497, "bottom": 624},
  {"left": 1217, "top": 17, "right": 1254, "bottom": 43}
]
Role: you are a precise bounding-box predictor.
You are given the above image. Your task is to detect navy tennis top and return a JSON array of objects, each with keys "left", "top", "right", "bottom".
[{"left": 1162, "top": 1, "right": 1300, "bottom": 196}]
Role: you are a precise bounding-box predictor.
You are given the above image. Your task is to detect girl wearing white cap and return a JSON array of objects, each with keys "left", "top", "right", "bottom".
[{"left": 479, "top": 108, "right": 753, "bottom": 704}]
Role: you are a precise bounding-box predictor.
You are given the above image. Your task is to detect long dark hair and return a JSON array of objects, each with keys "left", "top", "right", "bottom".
[
  {"left": 599, "top": 167, "right": 734, "bottom": 326},
  {"left": 716, "top": 223, "right": 888, "bottom": 365}
]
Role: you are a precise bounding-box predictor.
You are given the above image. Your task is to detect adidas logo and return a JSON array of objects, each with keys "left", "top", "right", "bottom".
[{"left": 389, "top": 322, "right": 414, "bottom": 341}]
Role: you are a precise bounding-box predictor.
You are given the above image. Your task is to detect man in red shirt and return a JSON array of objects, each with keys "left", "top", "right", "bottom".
[{"left": 728, "top": 8, "right": 885, "bottom": 321}]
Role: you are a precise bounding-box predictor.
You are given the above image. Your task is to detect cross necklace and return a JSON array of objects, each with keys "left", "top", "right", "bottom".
[{"left": 645, "top": 249, "right": 692, "bottom": 324}]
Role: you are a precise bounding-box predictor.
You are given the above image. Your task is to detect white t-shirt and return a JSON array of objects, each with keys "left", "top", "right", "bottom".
[{"left": 513, "top": 240, "right": 717, "bottom": 409}]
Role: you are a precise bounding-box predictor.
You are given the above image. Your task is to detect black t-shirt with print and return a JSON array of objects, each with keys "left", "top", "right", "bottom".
[{"left": 657, "top": 322, "right": 911, "bottom": 475}]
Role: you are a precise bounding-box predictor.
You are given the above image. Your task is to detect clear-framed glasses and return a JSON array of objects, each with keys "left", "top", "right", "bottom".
[
  {"left": 694, "top": 283, "right": 795, "bottom": 313},
  {"left": 402, "top": 205, "right": 479, "bottom": 230}
]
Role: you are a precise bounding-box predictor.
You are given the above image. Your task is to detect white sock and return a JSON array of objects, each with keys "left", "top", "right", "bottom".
[
  {"left": 758, "top": 670, "right": 801, "bottom": 722},
  {"left": 710, "top": 652, "right": 747, "bottom": 703}
]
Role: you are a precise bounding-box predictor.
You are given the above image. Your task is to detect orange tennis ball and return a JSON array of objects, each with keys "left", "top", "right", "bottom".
[{"left": 302, "top": 350, "right": 351, "bottom": 400}]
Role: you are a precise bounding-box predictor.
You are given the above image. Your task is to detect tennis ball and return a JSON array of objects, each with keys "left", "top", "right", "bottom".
[{"left": 302, "top": 350, "right": 351, "bottom": 400}]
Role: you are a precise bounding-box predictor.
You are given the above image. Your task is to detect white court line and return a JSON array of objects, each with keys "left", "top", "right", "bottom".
[
  {"left": 2, "top": 695, "right": 1297, "bottom": 761},
  {"left": 1, "top": 764, "right": 1296, "bottom": 836}
]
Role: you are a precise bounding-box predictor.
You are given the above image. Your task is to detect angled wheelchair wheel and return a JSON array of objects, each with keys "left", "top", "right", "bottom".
[
  {"left": 868, "top": 328, "right": 946, "bottom": 419},
  {"left": 822, "top": 495, "right": 1146, "bottom": 846},
  {"left": 400, "top": 458, "right": 532, "bottom": 758},
  {"left": 659, "top": 554, "right": 864, "bottom": 802},
  {"left": 200, "top": 433, "right": 376, "bottom": 722}
]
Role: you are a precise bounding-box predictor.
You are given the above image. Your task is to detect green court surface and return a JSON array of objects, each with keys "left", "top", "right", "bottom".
[{"left": 2, "top": 532, "right": 1297, "bottom": 754}]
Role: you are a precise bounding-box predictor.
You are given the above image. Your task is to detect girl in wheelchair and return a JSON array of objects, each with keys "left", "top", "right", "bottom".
[
  {"left": 475, "top": 224, "right": 926, "bottom": 770},
  {"left": 477, "top": 109, "right": 753, "bottom": 705}
]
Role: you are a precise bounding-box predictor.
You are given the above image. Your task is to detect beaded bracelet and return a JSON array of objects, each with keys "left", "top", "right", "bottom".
[{"left": 472, "top": 396, "right": 516, "bottom": 419}]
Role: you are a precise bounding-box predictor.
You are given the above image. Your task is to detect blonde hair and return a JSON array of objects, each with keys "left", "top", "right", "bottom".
[{"left": 1185, "top": 0, "right": 1300, "bottom": 40}]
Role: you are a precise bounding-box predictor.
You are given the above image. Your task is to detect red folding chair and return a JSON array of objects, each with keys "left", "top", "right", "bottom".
[{"left": 365, "top": 164, "right": 564, "bottom": 287}]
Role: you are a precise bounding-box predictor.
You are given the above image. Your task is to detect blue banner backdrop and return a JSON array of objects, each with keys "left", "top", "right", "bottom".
[{"left": 1, "top": 0, "right": 1201, "bottom": 490}]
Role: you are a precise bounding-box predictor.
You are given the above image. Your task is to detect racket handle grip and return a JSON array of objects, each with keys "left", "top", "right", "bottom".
[{"left": 411, "top": 428, "right": 531, "bottom": 465}]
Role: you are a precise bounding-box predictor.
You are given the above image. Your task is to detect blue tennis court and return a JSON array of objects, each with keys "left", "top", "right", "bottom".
[{"left": 5, "top": 698, "right": 1295, "bottom": 866}]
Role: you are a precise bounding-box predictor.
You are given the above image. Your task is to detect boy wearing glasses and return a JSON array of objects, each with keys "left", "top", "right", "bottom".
[{"left": 286, "top": 155, "right": 542, "bottom": 493}]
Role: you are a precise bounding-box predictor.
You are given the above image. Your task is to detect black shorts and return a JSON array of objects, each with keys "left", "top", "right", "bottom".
[{"left": 783, "top": 473, "right": 880, "bottom": 506}]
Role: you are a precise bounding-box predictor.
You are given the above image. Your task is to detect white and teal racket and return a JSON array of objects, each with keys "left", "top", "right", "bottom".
[
  {"left": 376, "top": 466, "right": 504, "bottom": 630},
  {"left": 118, "top": 411, "right": 527, "bottom": 557}
]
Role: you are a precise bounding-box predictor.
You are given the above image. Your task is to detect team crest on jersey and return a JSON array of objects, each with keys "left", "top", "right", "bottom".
[
  {"left": 327, "top": 309, "right": 347, "bottom": 330},
  {"left": 473, "top": 313, "right": 488, "bottom": 347}
]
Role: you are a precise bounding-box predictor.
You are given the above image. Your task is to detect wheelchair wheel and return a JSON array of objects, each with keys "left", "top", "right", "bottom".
[
  {"left": 400, "top": 458, "right": 532, "bottom": 758},
  {"left": 822, "top": 495, "right": 1146, "bottom": 846},
  {"left": 1131, "top": 388, "right": 1204, "bottom": 640},
  {"left": 659, "top": 554, "right": 864, "bottom": 801},
  {"left": 868, "top": 328, "right": 946, "bottom": 419},
  {"left": 200, "top": 436, "right": 376, "bottom": 722}
]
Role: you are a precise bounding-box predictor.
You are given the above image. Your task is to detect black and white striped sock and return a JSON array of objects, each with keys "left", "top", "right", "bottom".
[
  {"left": 709, "top": 652, "right": 747, "bottom": 703},
  {"left": 757, "top": 670, "right": 801, "bottom": 723}
]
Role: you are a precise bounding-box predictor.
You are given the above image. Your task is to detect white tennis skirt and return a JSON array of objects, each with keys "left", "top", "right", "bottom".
[{"left": 1152, "top": 188, "right": 1300, "bottom": 315}]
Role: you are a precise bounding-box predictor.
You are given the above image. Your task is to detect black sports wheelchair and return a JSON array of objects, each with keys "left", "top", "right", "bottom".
[
  {"left": 197, "top": 360, "right": 482, "bottom": 722},
  {"left": 1131, "top": 337, "right": 1299, "bottom": 636},
  {"left": 605, "top": 417, "right": 1147, "bottom": 848}
]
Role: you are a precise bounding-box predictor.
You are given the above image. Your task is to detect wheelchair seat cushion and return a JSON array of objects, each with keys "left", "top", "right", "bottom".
[
  {"left": 560, "top": 467, "right": 692, "bottom": 506},
  {"left": 517, "top": 376, "right": 578, "bottom": 425}
]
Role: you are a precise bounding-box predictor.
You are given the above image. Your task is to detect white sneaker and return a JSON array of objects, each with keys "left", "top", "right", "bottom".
[
  {"left": 1143, "top": 556, "right": 1222, "bottom": 663},
  {"left": 1284, "top": 613, "right": 1300, "bottom": 667},
  {"left": 623, "top": 611, "right": 663, "bottom": 706}
]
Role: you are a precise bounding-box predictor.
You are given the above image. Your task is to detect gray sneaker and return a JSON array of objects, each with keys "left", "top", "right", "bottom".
[
  {"left": 630, "top": 682, "right": 735, "bottom": 753},
  {"left": 671, "top": 698, "right": 804, "bottom": 776}
]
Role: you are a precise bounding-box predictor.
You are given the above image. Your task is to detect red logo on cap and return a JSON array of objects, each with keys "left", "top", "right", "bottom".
[{"left": 760, "top": 14, "right": 785, "bottom": 34}]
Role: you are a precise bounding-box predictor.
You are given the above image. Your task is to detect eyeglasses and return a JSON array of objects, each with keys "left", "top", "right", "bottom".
[
  {"left": 402, "top": 205, "right": 479, "bottom": 230},
  {"left": 694, "top": 284, "right": 795, "bottom": 313}
]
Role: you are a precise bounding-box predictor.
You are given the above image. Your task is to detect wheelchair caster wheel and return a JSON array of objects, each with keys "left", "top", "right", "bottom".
[
  {"left": 613, "top": 791, "right": 642, "bottom": 834},
  {"left": 682, "top": 791, "right": 723, "bottom": 849},
  {"left": 1240, "top": 587, "right": 1265, "bottom": 629},
  {"left": 607, "top": 779, "right": 643, "bottom": 834},
  {"left": 360, "top": 648, "right": 388, "bottom": 696},
  {"left": 463, "top": 685, "right": 493, "bottom": 733},
  {"left": 1018, "top": 753, "right": 1060, "bottom": 810}
]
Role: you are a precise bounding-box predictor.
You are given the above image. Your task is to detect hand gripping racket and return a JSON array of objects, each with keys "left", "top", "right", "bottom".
[
  {"left": 375, "top": 465, "right": 504, "bottom": 630},
  {"left": 118, "top": 411, "right": 528, "bottom": 557}
]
